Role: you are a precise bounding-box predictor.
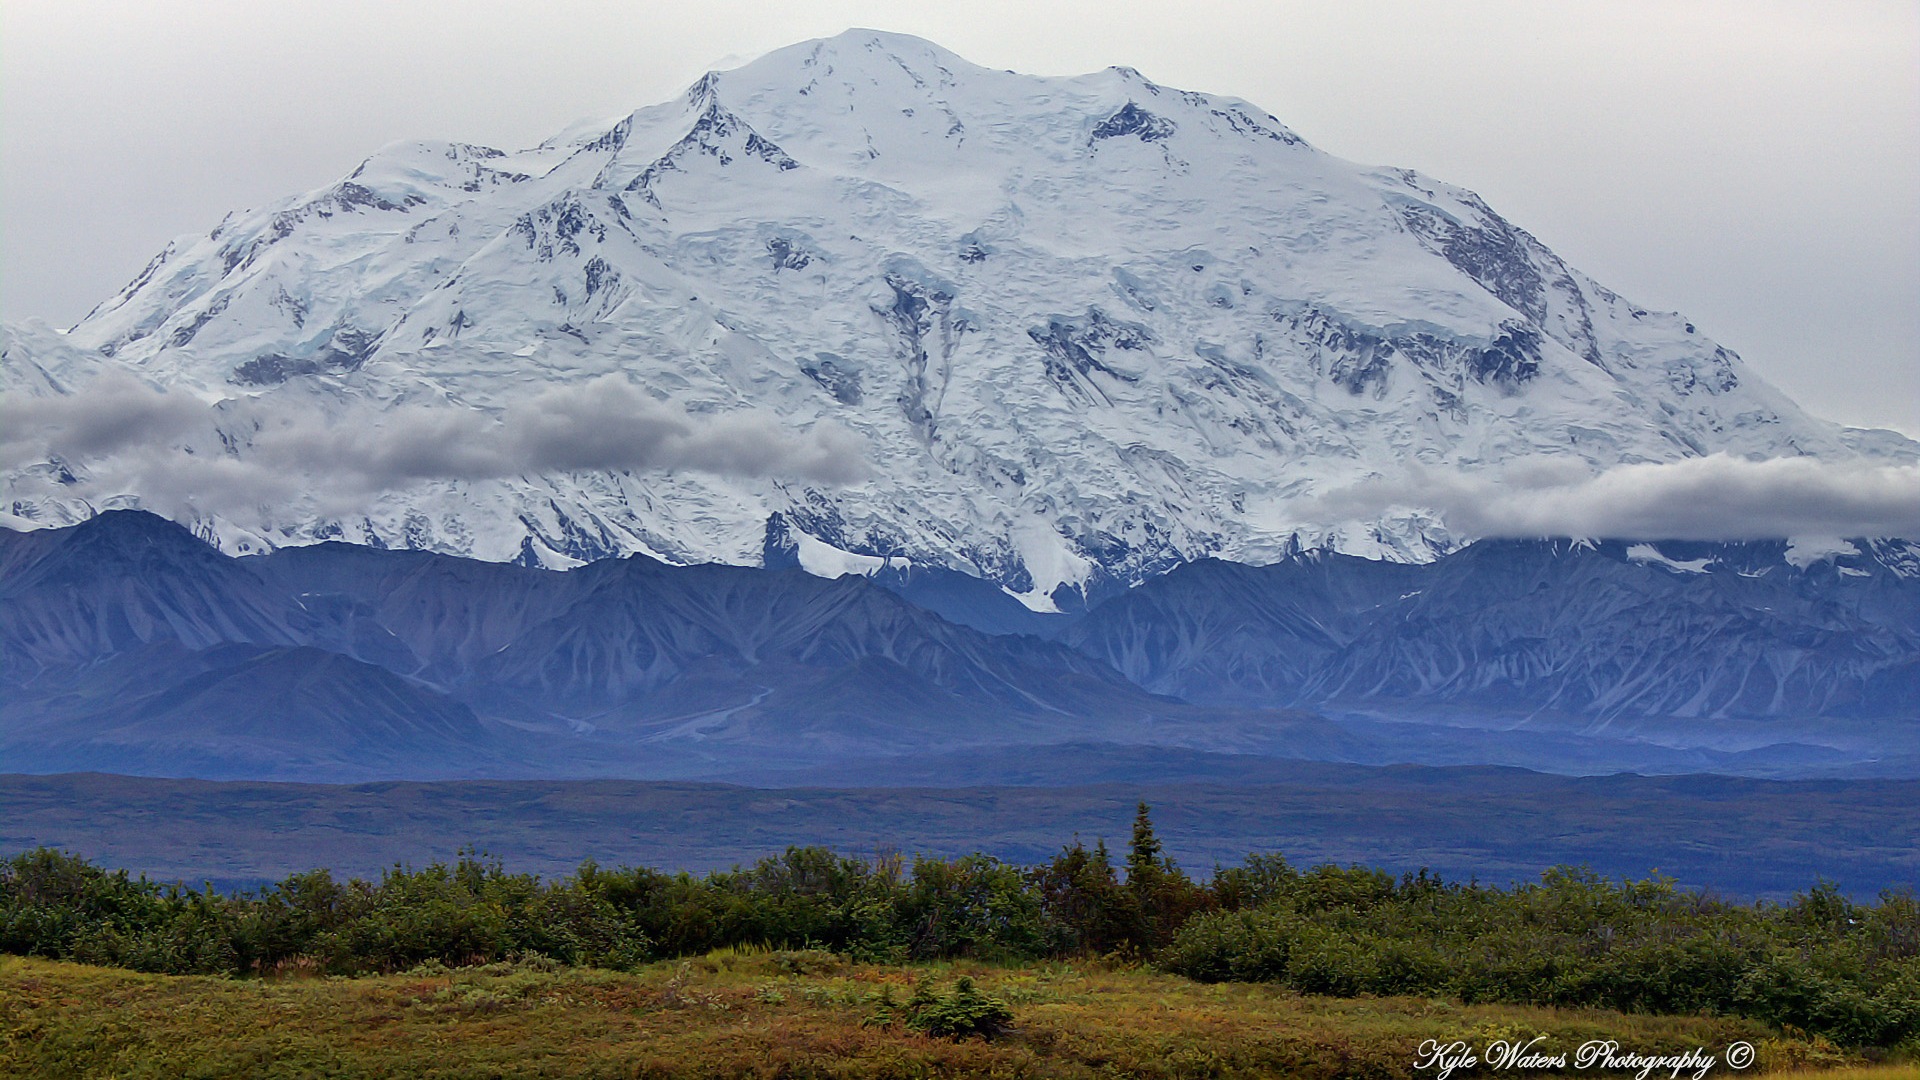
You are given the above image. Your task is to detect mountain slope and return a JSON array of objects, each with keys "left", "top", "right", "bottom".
[
  {"left": 3, "top": 31, "right": 1911, "bottom": 608},
  {"left": 0, "top": 641, "right": 502, "bottom": 779},
  {"left": 0, "top": 512, "right": 1913, "bottom": 782},
  {"left": 1063, "top": 539, "right": 1920, "bottom": 735},
  {"left": 5, "top": 511, "right": 1311, "bottom": 780},
  {"left": 0, "top": 510, "right": 309, "bottom": 679}
]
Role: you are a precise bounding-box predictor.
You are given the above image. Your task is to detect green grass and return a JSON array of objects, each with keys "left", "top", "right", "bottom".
[{"left": 0, "top": 952, "right": 1882, "bottom": 1079}]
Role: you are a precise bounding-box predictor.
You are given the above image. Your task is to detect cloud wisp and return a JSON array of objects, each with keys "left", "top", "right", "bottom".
[
  {"left": 0, "top": 372, "right": 206, "bottom": 462},
  {"left": 243, "top": 378, "right": 871, "bottom": 490},
  {"left": 1305, "top": 455, "right": 1920, "bottom": 541},
  {"left": 8, "top": 376, "right": 1917, "bottom": 544},
  {"left": 1, "top": 375, "right": 870, "bottom": 518}
]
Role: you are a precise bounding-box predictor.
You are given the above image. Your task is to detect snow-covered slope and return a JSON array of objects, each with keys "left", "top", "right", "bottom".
[{"left": 3, "top": 30, "right": 1910, "bottom": 608}]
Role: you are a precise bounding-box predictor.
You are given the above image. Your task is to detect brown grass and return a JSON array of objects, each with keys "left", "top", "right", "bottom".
[{"left": 0, "top": 952, "right": 1889, "bottom": 1079}]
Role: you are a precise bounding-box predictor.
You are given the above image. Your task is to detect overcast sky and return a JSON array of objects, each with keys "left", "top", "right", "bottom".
[{"left": 4, "top": 0, "right": 1915, "bottom": 435}]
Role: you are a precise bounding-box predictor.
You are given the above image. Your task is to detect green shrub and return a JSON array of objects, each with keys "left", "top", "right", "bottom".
[
  {"left": 901, "top": 976, "right": 1015, "bottom": 1040},
  {"left": 4, "top": 803, "right": 1918, "bottom": 1049}
]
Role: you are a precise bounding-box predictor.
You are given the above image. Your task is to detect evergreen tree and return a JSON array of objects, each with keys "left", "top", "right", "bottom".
[
  {"left": 1124, "top": 802, "right": 1211, "bottom": 952},
  {"left": 1127, "top": 802, "right": 1166, "bottom": 890}
]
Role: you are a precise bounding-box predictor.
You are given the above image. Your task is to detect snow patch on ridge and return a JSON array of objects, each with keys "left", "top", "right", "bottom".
[
  {"left": 792, "top": 529, "right": 908, "bottom": 579},
  {"left": 1626, "top": 543, "right": 1712, "bottom": 574},
  {"left": 1785, "top": 537, "right": 1861, "bottom": 569}
]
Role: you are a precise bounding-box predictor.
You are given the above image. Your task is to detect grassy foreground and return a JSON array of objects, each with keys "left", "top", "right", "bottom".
[{"left": 0, "top": 951, "right": 1892, "bottom": 1079}]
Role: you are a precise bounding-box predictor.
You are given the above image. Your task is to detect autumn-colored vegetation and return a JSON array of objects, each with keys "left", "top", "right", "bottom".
[
  {"left": 0, "top": 951, "right": 1877, "bottom": 1078},
  {"left": 3, "top": 803, "right": 1917, "bottom": 1072}
]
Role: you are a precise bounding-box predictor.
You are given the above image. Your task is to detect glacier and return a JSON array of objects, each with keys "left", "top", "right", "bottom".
[{"left": 2, "top": 30, "right": 1913, "bottom": 610}]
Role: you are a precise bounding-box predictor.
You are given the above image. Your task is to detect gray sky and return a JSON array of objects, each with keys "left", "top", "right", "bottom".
[{"left": 4, "top": 0, "right": 1915, "bottom": 436}]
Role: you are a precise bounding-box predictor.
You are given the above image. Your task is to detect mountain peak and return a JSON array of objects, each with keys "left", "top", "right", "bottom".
[{"left": 740, "top": 27, "right": 979, "bottom": 75}]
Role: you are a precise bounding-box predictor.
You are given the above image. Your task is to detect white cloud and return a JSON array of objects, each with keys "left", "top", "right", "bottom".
[
  {"left": 0, "top": 373, "right": 204, "bottom": 463},
  {"left": 1305, "top": 454, "right": 1920, "bottom": 541},
  {"left": 1, "top": 374, "right": 870, "bottom": 519}
]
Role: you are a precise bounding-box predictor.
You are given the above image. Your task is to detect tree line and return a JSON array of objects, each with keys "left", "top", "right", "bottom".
[{"left": 3, "top": 805, "right": 1915, "bottom": 1047}]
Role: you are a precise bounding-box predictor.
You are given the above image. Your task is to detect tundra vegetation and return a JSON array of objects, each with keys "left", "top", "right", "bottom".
[{"left": 2, "top": 806, "right": 1916, "bottom": 1076}]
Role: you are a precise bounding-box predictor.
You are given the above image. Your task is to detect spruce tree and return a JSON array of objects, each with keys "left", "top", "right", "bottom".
[{"left": 1127, "top": 801, "right": 1165, "bottom": 889}]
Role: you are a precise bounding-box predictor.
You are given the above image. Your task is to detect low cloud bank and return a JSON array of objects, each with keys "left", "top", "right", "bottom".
[
  {"left": 1, "top": 375, "right": 870, "bottom": 517},
  {"left": 1307, "top": 455, "right": 1920, "bottom": 541},
  {"left": 0, "top": 373, "right": 204, "bottom": 461},
  {"left": 9, "top": 375, "right": 1917, "bottom": 543},
  {"left": 241, "top": 378, "right": 871, "bottom": 489}
]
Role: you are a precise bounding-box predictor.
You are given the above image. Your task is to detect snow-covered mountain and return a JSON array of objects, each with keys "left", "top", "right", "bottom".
[{"left": 3, "top": 30, "right": 1911, "bottom": 608}]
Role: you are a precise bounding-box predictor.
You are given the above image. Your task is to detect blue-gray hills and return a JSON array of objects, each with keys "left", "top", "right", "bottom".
[{"left": 2, "top": 510, "right": 1913, "bottom": 784}]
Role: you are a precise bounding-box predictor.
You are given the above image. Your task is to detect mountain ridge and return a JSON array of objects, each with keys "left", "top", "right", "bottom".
[{"left": 2, "top": 510, "right": 1913, "bottom": 783}]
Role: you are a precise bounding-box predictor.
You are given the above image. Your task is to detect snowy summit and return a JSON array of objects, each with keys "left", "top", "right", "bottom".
[{"left": 2, "top": 30, "right": 1911, "bottom": 609}]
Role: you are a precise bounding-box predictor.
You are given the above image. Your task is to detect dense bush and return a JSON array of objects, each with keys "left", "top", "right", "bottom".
[
  {"left": 1161, "top": 863, "right": 1920, "bottom": 1048},
  {"left": 3, "top": 805, "right": 1916, "bottom": 1047}
]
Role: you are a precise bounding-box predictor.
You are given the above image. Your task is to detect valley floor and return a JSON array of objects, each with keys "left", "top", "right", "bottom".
[
  {"left": 0, "top": 953, "right": 1892, "bottom": 1079},
  {"left": 4, "top": 767, "right": 1915, "bottom": 900}
]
